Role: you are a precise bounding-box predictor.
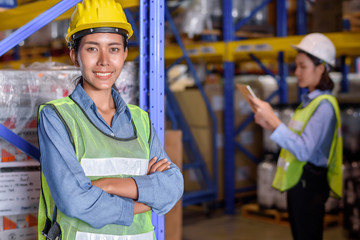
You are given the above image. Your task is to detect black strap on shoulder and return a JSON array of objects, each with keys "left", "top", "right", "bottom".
[{"left": 40, "top": 170, "right": 61, "bottom": 240}]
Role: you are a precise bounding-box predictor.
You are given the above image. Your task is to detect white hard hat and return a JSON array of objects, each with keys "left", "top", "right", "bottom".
[{"left": 291, "top": 33, "right": 336, "bottom": 67}]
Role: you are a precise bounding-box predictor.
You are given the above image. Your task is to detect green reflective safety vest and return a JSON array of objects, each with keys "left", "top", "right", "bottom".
[
  {"left": 38, "top": 96, "right": 155, "bottom": 240},
  {"left": 272, "top": 94, "right": 343, "bottom": 198}
]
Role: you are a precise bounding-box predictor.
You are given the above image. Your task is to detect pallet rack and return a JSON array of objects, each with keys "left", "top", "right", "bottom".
[{"left": 0, "top": 0, "right": 166, "bottom": 239}]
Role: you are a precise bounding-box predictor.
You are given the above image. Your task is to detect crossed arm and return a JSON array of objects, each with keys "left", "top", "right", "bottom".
[{"left": 92, "top": 157, "right": 170, "bottom": 214}]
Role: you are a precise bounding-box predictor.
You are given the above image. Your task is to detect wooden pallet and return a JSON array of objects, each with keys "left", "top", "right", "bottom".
[
  {"left": 241, "top": 203, "right": 343, "bottom": 228},
  {"left": 242, "top": 203, "right": 289, "bottom": 226}
]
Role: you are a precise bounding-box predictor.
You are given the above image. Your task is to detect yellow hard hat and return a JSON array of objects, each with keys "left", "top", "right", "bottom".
[{"left": 65, "top": 0, "right": 133, "bottom": 44}]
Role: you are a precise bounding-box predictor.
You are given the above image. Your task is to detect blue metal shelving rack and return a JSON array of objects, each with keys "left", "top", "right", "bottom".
[
  {"left": 224, "top": 0, "right": 290, "bottom": 214},
  {"left": 0, "top": 1, "right": 165, "bottom": 239},
  {"left": 164, "top": 2, "right": 219, "bottom": 207}
]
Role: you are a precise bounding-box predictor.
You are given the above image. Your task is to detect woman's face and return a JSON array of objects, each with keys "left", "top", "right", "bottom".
[
  {"left": 70, "top": 32, "right": 128, "bottom": 92},
  {"left": 294, "top": 52, "right": 324, "bottom": 92}
]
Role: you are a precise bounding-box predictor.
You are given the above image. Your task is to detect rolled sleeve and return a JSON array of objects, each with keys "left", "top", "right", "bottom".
[
  {"left": 132, "top": 163, "right": 183, "bottom": 216},
  {"left": 132, "top": 175, "right": 155, "bottom": 206}
]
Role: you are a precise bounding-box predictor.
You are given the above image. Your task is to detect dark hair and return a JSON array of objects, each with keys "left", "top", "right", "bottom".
[
  {"left": 300, "top": 51, "right": 334, "bottom": 91},
  {"left": 71, "top": 33, "right": 128, "bottom": 53}
]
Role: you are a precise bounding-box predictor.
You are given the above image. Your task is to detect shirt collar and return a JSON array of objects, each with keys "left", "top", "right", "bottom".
[
  {"left": 70, "top": 84, "right": 130, "bottom": 117},
  {"left": 301, "top": 89, "right": 332, "bottom": 107}
]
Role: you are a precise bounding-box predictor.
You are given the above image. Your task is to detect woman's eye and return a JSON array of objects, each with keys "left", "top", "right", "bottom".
[
  {"left": 110, "top": 48, "right": 120, "bottom": 52},
  {"left": 87, "top": 47, "right": 97, "bottom": 52}
]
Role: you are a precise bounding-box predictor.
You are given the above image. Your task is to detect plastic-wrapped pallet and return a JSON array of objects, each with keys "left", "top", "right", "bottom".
[
  {"left": 343, "top": 161, "right": 360, "bottom": 239},
  {"left": 341, "top": 107, "right": 360, "bottom": 158},
  {"left": 115, "top": 62, "right": 139, "bottom": 105},
  {"left": 257, "top": 155, "right": 277, "bottom": 209}
]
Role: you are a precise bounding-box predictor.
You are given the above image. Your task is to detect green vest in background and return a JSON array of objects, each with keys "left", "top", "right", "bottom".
[
  {"left": 272, "top": 94, "right": 343, "bottom": 198},
  {"left": 38, "top": 97, "right": 155, "bottom": 240}
]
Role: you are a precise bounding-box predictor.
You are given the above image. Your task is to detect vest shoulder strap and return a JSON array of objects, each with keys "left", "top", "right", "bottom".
[{"left": 127, "top": 104, "right": 151, "bottom": 145}]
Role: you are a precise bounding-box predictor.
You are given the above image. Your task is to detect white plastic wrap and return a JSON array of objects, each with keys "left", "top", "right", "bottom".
[
  {"left": 0, "top": 69, "right": 79, "bottom": 151},
  {"left": 115, "top": 61, "right": 139, "bottom": 105},
  {"left": 257, "top": 156, "right": 277, "bottom": 209},
  {"left": 274, "top": 189, "right": 287, "bottom": 212},
  {"left": 341, "top": 107, "right": 360, "bottom": 156},
  {"left": 233, "top": 0, "right": 268, "bottom": 26},
  {"left": 182, "top": 0, "right": 219, "bottom": 38}
]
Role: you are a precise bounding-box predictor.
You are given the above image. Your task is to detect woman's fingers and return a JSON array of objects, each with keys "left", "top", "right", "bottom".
[
  {"left": 147, "top": 157, "right": 157, "bottom": 173},
  {"left": 148, "top": 158, "right": 170, "bottom": 174}
]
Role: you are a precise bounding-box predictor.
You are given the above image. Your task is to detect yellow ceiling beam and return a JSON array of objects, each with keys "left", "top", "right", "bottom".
[
  {"left": 227, "top": 32, "right": 360, "bottom": 62},
  {"left": 164, "top": 41, "right": 226, "bottom": 63},
  {"left": 0, "top": 0, "right": 139, "bottom": 31}
]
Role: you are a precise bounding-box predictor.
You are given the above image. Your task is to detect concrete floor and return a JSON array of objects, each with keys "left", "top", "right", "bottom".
[{"left": 182, "top": 206, "right": 348, "bottom": 240}]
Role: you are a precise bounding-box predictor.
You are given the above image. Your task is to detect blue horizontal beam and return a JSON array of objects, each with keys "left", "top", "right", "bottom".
[
  {"left": 236, "top": 185, "right": 257, "bottom": 194},
  {"left": 0, "top": 124, "right": 40, "bottom": 161},
  {"left": 183, "top": 189, "right": 216, "bottom": 207},
  {"left": 235, "top": 0, "right": 273, "bottom": 32},
  {"left": 0, "top": 0, "right": 80, "bottom": 57},
  {"left": 234, "top": 142, "right": 260, "bottom": 164},
  {"left": 183, "top": 162, "right": 204, "bottom": 170}
]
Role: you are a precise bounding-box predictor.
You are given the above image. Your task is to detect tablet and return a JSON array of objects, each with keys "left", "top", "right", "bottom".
[{"left": 236, "top": 84, "right": 257, "bottom": 110}]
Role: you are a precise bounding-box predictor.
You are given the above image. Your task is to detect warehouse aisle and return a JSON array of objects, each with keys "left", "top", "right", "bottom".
[{"left": 182, "top": 206, "right": 346, "bottom": 240}]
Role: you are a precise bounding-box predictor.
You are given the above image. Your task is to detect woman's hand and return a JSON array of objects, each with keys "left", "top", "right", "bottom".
[
  {"left": 147, "top": 157, "right": 170, "bottom": 175},
  {"left": 134, "top": 202, "right": 151, "bottom": 214},
  {"left": 249, "top": 96, "right": 282, "bottom": 131}
]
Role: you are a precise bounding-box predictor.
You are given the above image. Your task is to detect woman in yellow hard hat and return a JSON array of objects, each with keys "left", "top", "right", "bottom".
[
  {"left": 37, "top": 0, "right": 184, "bottom": 239},
  {"left": 249, "top": 33, "right": 342, "bottom": 240}
]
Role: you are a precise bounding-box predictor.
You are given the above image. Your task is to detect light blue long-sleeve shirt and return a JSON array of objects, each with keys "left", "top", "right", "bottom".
[
  {"left": 38, "top": 84, "right": 184, "bottom": 229},
  {"left": 270, "top": 90, "right": 337, "bottom": 167}
]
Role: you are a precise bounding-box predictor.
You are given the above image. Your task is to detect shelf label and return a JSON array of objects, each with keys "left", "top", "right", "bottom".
[
  {"left": 235, "top": 44, "right": 252, "bottom": 52},
  {"left": 0, "top": 171, "right": 40, "bottom": 216},
  {"left": 187, "top": 48, "right": 199, "bottom": 56},
  {"left": 0, "top": 0, "right": 17, "bottom": 8},
  {"left": 254, "top": 44, "right": 272, "bottom": 51},
  {"left": 201, "top": 46, "right": 215, "bottom": 54},
  {"left": 0, "top": 226, "right": 37, "bottom": 240}
]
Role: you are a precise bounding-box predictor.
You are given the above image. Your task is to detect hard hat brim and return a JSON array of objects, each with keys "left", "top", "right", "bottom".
[{"left": 66, "top": 22, "right": 133, "bottom": 43}]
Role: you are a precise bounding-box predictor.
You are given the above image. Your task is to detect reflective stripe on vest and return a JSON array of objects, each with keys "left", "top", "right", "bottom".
[
  {"left": 38, "top": 97, "right": 154, "bottom": 240},
  {"left": 76, "top": 231, "right": 153, "bottom": 240},
  {"left": 272, "top": 94, "right": 343, "bottom": 198},
  {"left": 277, "top": 157, "right": 289, "bottom": 171},
  {"left": 81, "top": 157, "right": 148, "bottom": 176}
]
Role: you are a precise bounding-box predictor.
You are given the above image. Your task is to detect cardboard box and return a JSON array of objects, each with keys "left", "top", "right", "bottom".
[
  {"left": 174, "top": 90, "right": 210, "bottom": 128},
  {"left": 173, "top": 84, "right": 263, "bottom": 201},
  {"left": 313, "top": 0, "right": 343, "bottom": 33},
  {"left": 164, "top": 130, "right": 183, "bottom": 240}
]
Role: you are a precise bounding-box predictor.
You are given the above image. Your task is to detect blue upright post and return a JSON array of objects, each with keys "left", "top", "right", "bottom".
[
  {"left": 149, "top": 0, "right": 165, "bottom": 239},
  {"left": 139, "top": 0, "right": 149, "bottom": 111},
  {"left": 223, "top": 0, "right": 236, "bottom": 215},
  {"left": 296, "top": 0, "right": 307, "bottom": 101},
  {"left": 278, "top": 52, "right": 288, "bottom": 103},
  {"left": 276, "top": 0, "right": 288, "bottom": 103},
  {"left": 341, "top": 56, "right": 350, "bottom": 93},
  {"left": 276, "top": 0, "right": 287, "bottom": 37},
  {"left": 296, "top": 0, "right": 307, "bottom": 35}
]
